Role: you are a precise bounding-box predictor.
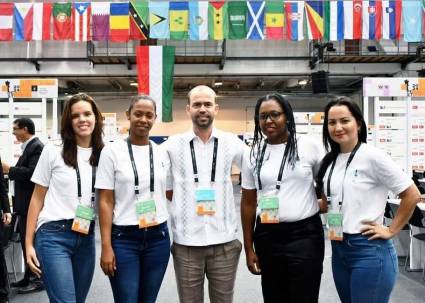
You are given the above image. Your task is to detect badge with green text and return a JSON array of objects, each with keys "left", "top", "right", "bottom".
[
  {"left": 259, "top": 196, "right": 279, "bottom": 224},
  {"left": 136, "top": 199, "right": 158, "bottom": 228},
  {"left": 72, "top": 205, "right": 94, "bottom": 235},
  {"left": 327, "top": 211, "right": 343, "bottom": 241}
]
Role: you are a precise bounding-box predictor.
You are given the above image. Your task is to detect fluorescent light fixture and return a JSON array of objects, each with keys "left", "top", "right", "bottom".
[
  {"left": 130, "top": 82, "right": 138, "bottom": 87},
  {"left": 298, "top": 79, "right": 308, "bottom": 86},
  {"left": 213, "top": 81, "right": 223, "bottom": 87}
]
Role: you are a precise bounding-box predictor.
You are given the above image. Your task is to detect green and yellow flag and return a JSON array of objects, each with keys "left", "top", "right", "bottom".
[
  {"left": 169, "top": 1, "right": 189, "bottom": 40},
  {"left": 208, "top": 1, "right": 228, "bottom": 40}
]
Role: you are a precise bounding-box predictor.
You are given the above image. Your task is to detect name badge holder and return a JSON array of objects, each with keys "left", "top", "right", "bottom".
[
  {"left": 257, "top": 143, "right": 290, "bottom": 224},
  {"left": 72, "top": 165, "right": 95, "bottom": 235},
  {"left": 326, "top": 197, "right": 343, "bottom": 241},
  {"left": 127, "top": 138, "right": 158, "bottom": 228},
  {"left": 190, "top": 138, "right": 218, "bottom": 216},
  {"left": 195, "top": 185, "right": 216, "bottom": 215},
  {"left": 259, "top": 193, "right": 279, "bottom": 224},
  {"left": 325, "top": 142, "right": 361, "bottom": 241}
]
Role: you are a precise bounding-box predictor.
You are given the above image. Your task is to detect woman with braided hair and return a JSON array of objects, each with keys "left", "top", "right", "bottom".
[{"left": 241, "top": 93, "right": 325, "bottom": 303}]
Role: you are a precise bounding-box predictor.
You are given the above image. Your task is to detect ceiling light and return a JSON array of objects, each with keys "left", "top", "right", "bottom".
[
  {"left": 298, "top": 79, "right": 308, "bottom": 86},
  {"left": 130, "top": 82, "right": 138, "bottom": 87},
  {"left": 213, "top": 81, "right": 223, "bottom": 87}
]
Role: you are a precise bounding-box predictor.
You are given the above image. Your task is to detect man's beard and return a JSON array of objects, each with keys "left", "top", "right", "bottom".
[{"left": 192, "top": 115, "right": 213, "bottom": 129}]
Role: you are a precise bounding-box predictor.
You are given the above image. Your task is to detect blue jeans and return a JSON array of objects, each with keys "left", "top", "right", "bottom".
[
  {"left": 331, "top": 234, "right": 398, "bottom": 303},
  {"left": 35, "top": 219, "right": 95, "bottom": 303},
  {"left": 110, "top": 222, "right": 170, "bottom": 303}
]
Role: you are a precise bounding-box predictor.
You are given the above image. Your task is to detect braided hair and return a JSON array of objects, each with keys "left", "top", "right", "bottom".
[{"left": 250, "top": 93, "right": 299, "bottom": 171}]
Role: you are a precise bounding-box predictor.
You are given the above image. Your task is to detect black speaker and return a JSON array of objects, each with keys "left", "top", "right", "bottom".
[{"left": 311, "top": 71, "right": 329, "bottom": 94}]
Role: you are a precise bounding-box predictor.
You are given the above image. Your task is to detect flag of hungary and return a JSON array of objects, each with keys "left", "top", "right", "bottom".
[{"left": 136, "top": 46, "right": 175, "bottom": 122}]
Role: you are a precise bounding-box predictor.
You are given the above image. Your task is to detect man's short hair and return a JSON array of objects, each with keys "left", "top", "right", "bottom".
[
  {"left": 187, "top": 85, "right": 217, "bottom": 104},
  {"left": 13, "top": 118, "right": 35, "bottom": 135}
]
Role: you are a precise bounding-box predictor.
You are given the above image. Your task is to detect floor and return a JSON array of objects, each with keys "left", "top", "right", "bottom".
[{"left": 8, "top": 184, "right": 425, "bottom": 303}]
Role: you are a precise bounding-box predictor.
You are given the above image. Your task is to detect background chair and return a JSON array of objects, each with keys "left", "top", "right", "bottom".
[{"left": 404, "top": 206, "right": 425, "bottom": 280}]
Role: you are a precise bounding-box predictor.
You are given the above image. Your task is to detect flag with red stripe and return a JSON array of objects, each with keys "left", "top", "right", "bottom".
[
  {"left": 73, "top": 2, "right": 91, "bottom": 41},
  {"left": 0, "top": 3, "right": 14, "bottom": 41},
  {"left": 136, "top": 46, "right": 175, "bottom": 122},
  {"left": 32, "top": 3, "right": 52, "bottom": 40}
]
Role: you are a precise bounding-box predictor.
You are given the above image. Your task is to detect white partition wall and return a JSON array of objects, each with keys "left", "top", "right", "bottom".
[
  {"left": 364, "top": 77, "right": 425, "bottom": 270},
  {"left": 363, "top": 77, "right": 425, "bottom": 175},
  {"left": 0, "top": 79, "right": 58, "bottom": 165}
]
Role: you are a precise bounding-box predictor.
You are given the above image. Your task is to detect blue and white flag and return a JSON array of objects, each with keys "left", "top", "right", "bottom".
[
  {"left": 247, "top": 1, "right": 265, "bottom": 40},
  {"left": 189, "top": 1, "right": 208, "bottom": 40},
  {"left": 403, "top": 0, "right": 422, "bottom": 42},
  {"left": 328, "top": 0, "right": 344, "bottom": 41},
  {"left": 149, "top": 1, "right": 169, "bottom": 39}
]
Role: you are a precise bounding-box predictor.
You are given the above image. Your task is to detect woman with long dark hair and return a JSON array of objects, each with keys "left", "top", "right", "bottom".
[
  {"left": 96, "top": 95, "right": 170, "bottom": 303},
  {"left": 25, "top": 93, "right": 104, "bottom": 302},
  {"left": 241, "top": 93, "right": 324, "bottom": 302},
  {"left": 317, "top": 96, "right": 420, "bottom": 303}
]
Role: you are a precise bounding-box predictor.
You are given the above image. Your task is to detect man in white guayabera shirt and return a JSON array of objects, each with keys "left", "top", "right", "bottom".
[{"left": 165, "top": 85, "right": 244, "bottom": 303}]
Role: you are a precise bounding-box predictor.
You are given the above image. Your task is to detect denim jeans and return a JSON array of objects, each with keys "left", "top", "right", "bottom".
[
  {"left": 110, "top": 222, "right": 170, "bottom": 303},
  {"left": 35, "top": 219, "right": 95, "bottom": 303},
  {"left": 331, "top": 234, "right": 398, "bottom": 303}
]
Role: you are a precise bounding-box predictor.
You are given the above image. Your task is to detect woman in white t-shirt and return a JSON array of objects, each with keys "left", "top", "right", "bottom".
[
  {"left": 241, "top": 93, "right": 325, "bottom": 303},
  {"left": 96, "top": 95, "right": 170, "bottom": 303},
  {"left": 25, "top": 93, "right": 104, "bottom": 302},
  {"left": 317, "top": 97, "right": 421, "bottom": 303}
]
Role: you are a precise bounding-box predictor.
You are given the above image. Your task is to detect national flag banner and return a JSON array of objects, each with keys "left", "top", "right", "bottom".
[
  {"left": 382, "top": 0, "right": 401, "bottom": 40},
  {"left": 305, "top": 1, "right": 324, "bottom": 40},
  {"left": 422, "top": 0, "right": 425, "bottom": 39},
  {"left": 362, "top": 0, "right": 382, "bottom": 40},
  {"left": 208, "top": 1, "right": 229, "bottom": 40},
  {"left": 344, "top": 0, "right": 363, "bottom": 39},
  {"left": 247, "top": 1, "right": 265, "bottom": 40},
  {"left": 169, "top": 1, "right": 189, "bottom": 40},
  {"left": 33, "top": 3, "right": 53, "bottom": 41},
  {"left": 189, "top": 1, "right": 208, "bottom": 40},
  {"left": 265, "top": 1, "right": 284, "bottom": 40},
  {"left": 14, "top": 3, "right": 33, "bottom": 41},
  {"left": 136, "top": 46, "right": 175, "bottom": 122},
  {"left": 324, "top": 0, "right": 344, "bottom": 41},
  {"left": 228, "top": 1, "right": 247, "bottom": 40},
  {"left": 73, "top": 2, "right": 91, "bottom": 42},
  {"left": 0, "top": 3, "right": 14, "bottom": 41},
  {"left": 285, "top": 1, "right": 304, "bottom": 41},
  {"left": 149, "top": 1, "right": 170, "bottom": 39},
  {"left": 110, "top": 2, "right": 130, "bottom": 42},
  {"left": 92, "top": 2, "right": 110, "bottom": 41},
  {"left": 53, "top": 2, "right": 73, "bottom": 40},
  {"left": 403, "top": 0, "right": 422, "bottom": 42},
  {"left": 130, "top": 0, "right": 149, "bottom": 40}
]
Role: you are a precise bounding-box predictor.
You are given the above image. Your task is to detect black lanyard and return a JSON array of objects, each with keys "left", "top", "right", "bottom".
[
  {"left": 257, "top": 142, "right": 290, "bottom": 191},
  {"left": 75, "top": 164, "right": 96, "bottom": 207},
  {"left": 189, "top": 137, "right": 218, "bottom": 184},
  {"left": 127, "top": 137, "right": 154, "bottom": 196},
  {"left": 326, "top": 142, "right": 362, "bottom": 205}
]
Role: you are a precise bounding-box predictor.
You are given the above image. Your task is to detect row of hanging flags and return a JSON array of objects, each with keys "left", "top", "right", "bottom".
[{"left": 0, "top": 0, "right": 425, "bottom": 43}]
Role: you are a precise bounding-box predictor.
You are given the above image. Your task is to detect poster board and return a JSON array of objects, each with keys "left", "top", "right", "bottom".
[{"left": 363, "top": 78, "right": 425, "bottom": 174}]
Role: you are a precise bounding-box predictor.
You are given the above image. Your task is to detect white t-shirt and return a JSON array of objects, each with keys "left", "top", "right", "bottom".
[
  {"left": 31, "top": 143, "right": 95, "bottom": 230},
  {"left": 323, "top": 144, "right": 413, "bottom": 234},
  {"left": 95, "top": 139, "right": 169, "bottom": 226},
  {"left": 165, "top": 128, "right": 244, "bottom": 246},
  {"left": 242, "top": 135, "right": 323, "bottom": 222}
]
